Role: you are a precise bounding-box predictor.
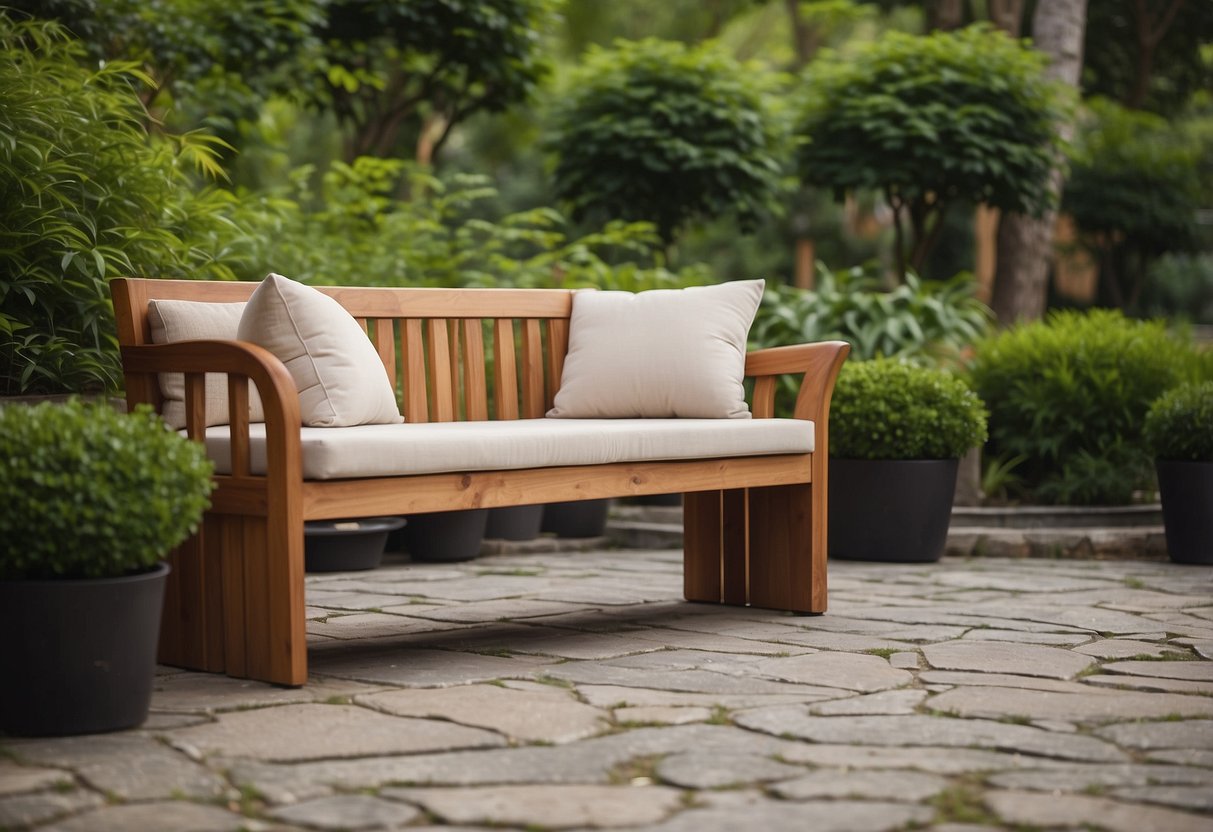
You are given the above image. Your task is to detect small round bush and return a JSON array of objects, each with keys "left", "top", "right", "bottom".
[
  {"left": 0, "top": 399, "right": 214, "bottom": 580},
  {"left": 971, "top": 309, "right": 1208, "bottom": 504},
  {"left": 1144, "top": 382, "right": 1213, "bottom": 462},
  {"left": 830, "top": 359, "right": 988, "bottom": 460}
]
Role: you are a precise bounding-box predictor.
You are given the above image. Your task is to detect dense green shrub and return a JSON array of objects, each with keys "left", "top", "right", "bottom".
[
  {"left": 548, "top": 38, "right": 782, "bottom": 243},
  {"left": 0, "top": 15, "right": 244, "bottom": 395},
  {"left": 0, "top": 400, "right": 214, "bottom": 580},
  {"left": 750, "top": 264, "right": 991, "bottom": 366},
  {"left": 794, "top": 25, "right": 1066, "bottom": 279},
  {"left": 1144, "top": 382, "right": 1213, "bottom": 462},
  {"left": 247, "top": 158, "right": 711, "bottom": 291},
  {"left": 1138, "top": 254, "right": 1213, "bottom": 325},
  {"left": 830, "top": 359, "right": 988, "bottom": 460},
  {"left": 971, "top": 309, "right": 1210, "bottom": 504}
]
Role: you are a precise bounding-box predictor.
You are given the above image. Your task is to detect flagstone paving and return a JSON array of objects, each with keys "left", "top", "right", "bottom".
[{"left": 2, "top": 548, "right": 1212, "bottom": 831}]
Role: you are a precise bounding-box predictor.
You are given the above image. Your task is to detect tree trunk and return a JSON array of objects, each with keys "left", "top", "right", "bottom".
[
  {"left": 990, "top": 0, "right": 1088, "bottom": 326},
  {"left": 928, "top": 0, "right": 964, "bottom": 31}
]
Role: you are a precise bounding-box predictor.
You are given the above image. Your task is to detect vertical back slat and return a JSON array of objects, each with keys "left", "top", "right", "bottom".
[
  {"left": 545, "top": 318, "right": 569, "bottom": 411},
  {"left": 449, "top": 322, "right": 464, "bottom": 420},
  {"left": 402, "top": 319, "right": 428, "bottom": 422},
  {"left": 520, "top": 319, "right": 545, "bottom": 418},
  {"left": 227, "top": 378, "right": 250, "bottom": 477},
  {"left": 427, "top": 318, "right": 455, "bottom": 422},
  {"left": 372, "top": 320, "right": 396, "bottom": 384},
  {"left": 184, "top": 373, "right": 206, "bottom": 441},
  {"left": 493, "top": 319, "right": 519, "bottom": 421},
  {"left": 462, "top": 320, "right": 489, "bottom": 421}
]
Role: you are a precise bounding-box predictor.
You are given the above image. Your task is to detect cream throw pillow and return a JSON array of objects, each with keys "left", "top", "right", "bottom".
[
  {"left": 149, "top": 299, "right": 266, "bottom": 430},
  {"left": 237, "top": 273, "right": 403, "bottom": 427},
  {"left": 548, "top": 280, "right": 764, "bottom": 419}
]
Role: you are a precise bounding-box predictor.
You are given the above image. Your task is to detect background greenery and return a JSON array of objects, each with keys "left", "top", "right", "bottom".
[{"left": 2, "top": 0, "right": 1211, "bottom": 509}]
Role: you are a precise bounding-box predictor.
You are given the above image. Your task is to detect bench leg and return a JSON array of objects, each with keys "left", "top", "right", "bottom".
[
  {"left": 159, "top": 511, "right": 308, "bottom": 687},
  {"left": 683, "top": 483, "right": 826, "bottom": 613}
]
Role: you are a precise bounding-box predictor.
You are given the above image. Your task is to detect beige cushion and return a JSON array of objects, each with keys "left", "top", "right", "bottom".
[
  {"left": 548, "top": 280, "right": 764, "bottom": 419},
  {"left": 237, "top": 273, "right": 403, "bottom": 427},
  {"left": 148, "top": 300, "right": 266, "bottom": 430},
  {"left": 199, "top": 417, "right": 813, "bottom": 480}
]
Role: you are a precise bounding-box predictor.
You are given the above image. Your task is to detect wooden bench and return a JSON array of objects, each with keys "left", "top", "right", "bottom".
[{"left": 111, "top": 277, "right": 849, "bottom": 686}]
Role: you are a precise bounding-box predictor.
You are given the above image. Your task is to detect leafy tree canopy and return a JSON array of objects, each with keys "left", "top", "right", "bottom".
[
  {"left": 548, "top": 38, "right": 784, "bottom": 244},
  {"left": 794, "top": 24, "right": 1067, "bottom": 279}
]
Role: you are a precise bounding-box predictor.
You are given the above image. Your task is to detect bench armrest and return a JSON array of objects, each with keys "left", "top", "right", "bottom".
[
  {"left": 745, "top": 341, "right": 850, "bottom": 423},
  {"left": 119, "top": 340, "right": 301, "bottom": 479}
]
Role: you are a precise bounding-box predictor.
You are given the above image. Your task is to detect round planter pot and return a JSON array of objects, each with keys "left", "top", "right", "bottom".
[
  {"left": 403, "top": 509, "right": 489, "bottom": 563},
  {"left": 829, "top": 458, "right": 960, "bottom": 563},
  {"left": 485, "top": 505, "right": 544, "bottom": 541},
  {"left": 0, "top": 563, "right": 169, "bottom": 736},
  {"left": 304, "top": 517, "right": 406, "bottom": 573},
  {"left": 542, "top": 499, "right": 610, "bottom": 538},
  {"left": 1155, "top": 459, "right": 1213, "bottom": 565}
]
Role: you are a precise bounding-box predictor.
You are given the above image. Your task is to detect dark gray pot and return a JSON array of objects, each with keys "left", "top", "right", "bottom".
[
  {"left": 1155, "top": 460, "right": 1213, "bottom": 565},
  {"left": 305, "top": 517, "right": 406, "bottom": 572},
  {"left": 542, "top": 499, "right": 610, "bottom": 538},
  {"left": 0, "top": 562, "right": 168, "bottom": 736},
  {"left": 829, "top": 458, "right": 960, "bottom": 562},
  {"left": 403, "top": 509, "right": 489, "bottom": 562},
  {"left": 485, "top": 505, "right": 544, "bottom": 541}
]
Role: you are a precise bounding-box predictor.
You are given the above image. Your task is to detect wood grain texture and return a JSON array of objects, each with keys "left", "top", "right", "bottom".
[
  {"left": 372, "top": 319, "right": 396, "bottom": 384},
  {"left": 426, "top": 318, "right": 454, "bottom": 422},
  {"left": 461, "top": 320, "right": 488, "bottom": 421},
  {"left": 520, "top": 319, "right": 545, "bottom": 418},
  {"left": 301, "top": 455, "right": 812, "bottom": 519},
  {"left": 493, "top": 319, "right": 519, "bottom": 420},
  {"left": 545, "top": 318, "right": 569, "bottom": 410},
  {"left": 721, "top": 488, "right": 749, "bottom": 606},
  {"left": 683, "top": 491, "right": 722, "bottom": 603},
  {"left": 402, "top": 319, "right": 428, "bottom": 422},
  {"left": 747, "top": 483, "right": 822, "bottom": 613}
]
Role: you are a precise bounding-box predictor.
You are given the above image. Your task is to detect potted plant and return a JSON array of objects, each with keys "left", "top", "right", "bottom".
[
  {"left": 828, "top": 359, "right": 988, "bottom": 562},
  {"left": 1143, "top": 381, "right": 1213, "bottom": 565},
  {"left": 0, "top": 399, "right": 214, "bottom": 736}
]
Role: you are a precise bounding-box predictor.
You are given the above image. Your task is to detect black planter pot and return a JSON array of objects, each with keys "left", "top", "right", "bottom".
[
  {"left": 829, "top": 458, "right": 960, "bottom": 562},
  {"left": 1155, "top": 460, "right": 1213, "bottom": 565},
  {"left": 305, "top": 517, "right": 406, "bottom": 572},
  {"left": 542, "top": 499, "right": 610, "bottom": 538},
  {"left": 403, "top": 509, "right": 489, "bottom": 562},
  {"left": 0, "top": 563, "right": 169, "bottom": 736},
  {"left": 485, "top": 505, "right": 544, "bottom": 541},
  {"left": 635, "top": 493, "right": 682, "bottom": 507}
]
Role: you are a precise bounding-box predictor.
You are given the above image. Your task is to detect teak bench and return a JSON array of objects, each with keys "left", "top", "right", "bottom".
[{"left": 111, "top": 277, "right": 849, "bottom": 686}]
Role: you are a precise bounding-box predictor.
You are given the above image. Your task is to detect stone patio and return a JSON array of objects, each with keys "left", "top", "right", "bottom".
[{"left": 2, "top": 545, "right": 1212, "bottom": 831}]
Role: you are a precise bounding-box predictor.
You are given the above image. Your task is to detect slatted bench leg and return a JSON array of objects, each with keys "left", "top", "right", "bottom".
[
  {"left": 158, "top": 511, "right": 308, "bottom": 687},
  {"left": 683, "top": 483, "right": 826, "bottom": 614}
]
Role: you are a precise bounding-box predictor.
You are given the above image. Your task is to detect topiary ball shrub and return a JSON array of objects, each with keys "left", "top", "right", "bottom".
[
  {"left": 971, "top": 309, "right": 1209, "bottom": 505},
  {"left": 830, "top": 359, "right": 988, "bottom": 460},
  {"left": 0, "top": 399, "right": 214, "bottom": 580},
  {"left": 1144, "top": 382, "right": 1213, "bottom": 462}
]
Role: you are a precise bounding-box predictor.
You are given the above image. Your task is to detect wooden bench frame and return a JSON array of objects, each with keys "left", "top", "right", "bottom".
[{"left": 111, "top": 277, "right": 850, "bottom": 686}]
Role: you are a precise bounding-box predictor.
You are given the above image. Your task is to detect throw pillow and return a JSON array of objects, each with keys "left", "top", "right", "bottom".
[
  {"left": 148, "top": 299, "right": 266, "bottom": 429},
  {"left": 547, "top": 279, "right": 764, "bottom": 419},
  {"left": 237, "top": 273, "right": 403, "bottom": 427}
]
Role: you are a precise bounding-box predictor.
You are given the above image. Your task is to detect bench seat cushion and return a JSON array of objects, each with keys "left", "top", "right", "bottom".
[{"left": 200, "top": 418, "right": 814, "bottom": 480}]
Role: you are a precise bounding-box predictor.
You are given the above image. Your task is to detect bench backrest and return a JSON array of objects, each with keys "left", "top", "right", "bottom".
[{"left": 112, "top": 278, "right": 576, "bottom": 423}]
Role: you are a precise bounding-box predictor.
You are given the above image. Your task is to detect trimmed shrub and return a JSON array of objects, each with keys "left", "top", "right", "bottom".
[
  {"left": 971, "top": 309, "right": 1209, "bottom": 504},
  {"left": 830, "top": 359, "right": 988, "bottom": 460},
  {"left": 548, "top": 38, "right": 782, "bottom": 243},
  {"left": 1144, "top": 382, "right": 1213, "bottom": 462},
  {"left": 0, "top": 400, "right": 214, "bottom": 580}
]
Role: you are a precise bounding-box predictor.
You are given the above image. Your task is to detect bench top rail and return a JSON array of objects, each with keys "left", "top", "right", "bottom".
[{"left": 112, "top": 278, "right": 577, "bottom": 423}]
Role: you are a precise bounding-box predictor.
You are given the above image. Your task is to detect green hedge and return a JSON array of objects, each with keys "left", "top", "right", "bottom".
[{"left": 971, "top": 309, "right": 1209, "bottom": 504}]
